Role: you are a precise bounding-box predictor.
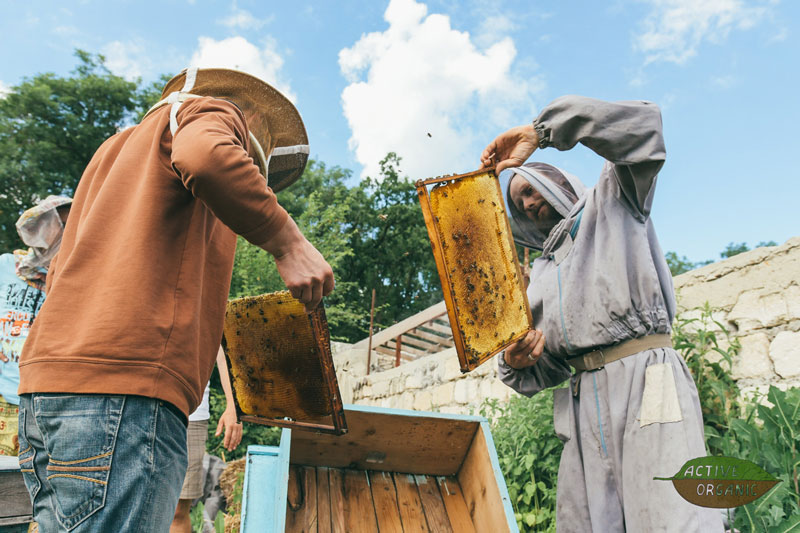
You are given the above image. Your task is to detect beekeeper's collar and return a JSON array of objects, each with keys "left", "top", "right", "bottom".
[
  {"left": 505, "top": 162, "right": 586, "bottom": 251},
  {"left": 15, "top": 195, "right": 72, "bottom": 280}
]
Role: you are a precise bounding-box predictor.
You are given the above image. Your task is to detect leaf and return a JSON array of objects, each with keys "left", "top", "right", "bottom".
[{"left": 656, "top": 456, "right": 780, "bottom": 508}]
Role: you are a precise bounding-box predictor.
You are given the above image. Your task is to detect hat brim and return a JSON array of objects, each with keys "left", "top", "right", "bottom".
[{"left": 162, "top": 68, "right": 308, "bottom": 192}]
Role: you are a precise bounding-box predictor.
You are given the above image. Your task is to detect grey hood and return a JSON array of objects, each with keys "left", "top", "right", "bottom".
[{"left": 505, "top": 162, "right": 587, "bottom": 251}]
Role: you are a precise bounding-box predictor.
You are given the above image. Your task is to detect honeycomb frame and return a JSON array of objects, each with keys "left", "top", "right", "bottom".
[
  {"left": 416, "top": 168, "right": 533, "bottom": 372},
  {"left": 222, "top": 292, "right": 347, "bottom": 435}
]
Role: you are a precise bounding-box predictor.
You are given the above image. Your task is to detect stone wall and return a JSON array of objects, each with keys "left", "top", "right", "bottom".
[
  {"left": 334, "top": 346, "right": 512, "bottom": 414},
  {"left": 673, "top": 236, "right": 800, "bottom": 397},
  {"left": 334, "top": 237, "right": 800, "bottom": 413}
]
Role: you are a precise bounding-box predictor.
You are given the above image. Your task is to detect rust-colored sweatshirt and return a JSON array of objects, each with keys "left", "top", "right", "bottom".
[{"left": 19, "top": 97, "right": 288, "bottom": 416}]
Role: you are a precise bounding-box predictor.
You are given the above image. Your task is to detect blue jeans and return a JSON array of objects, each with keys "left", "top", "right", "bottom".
[{"left": 18, "top": 394, "right": 188, "bottom": 532}]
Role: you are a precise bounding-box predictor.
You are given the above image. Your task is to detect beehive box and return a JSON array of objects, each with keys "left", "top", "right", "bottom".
[
  {"left": 416, "top": 168, "right": 532, "bottom": 372},
  {"left": 222, "top": 291, "right": 346, "bottom": 435},
  {"left": 239, "top": 405, "right": 518, "bottom": 533}
]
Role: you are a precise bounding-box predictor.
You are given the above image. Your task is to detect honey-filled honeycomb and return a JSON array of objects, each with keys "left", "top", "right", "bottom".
[
  {"left": 222, "top": 291, "right": 334, "bottom": 422},
  {"left": 420, "top": 169, "right": 532, "bottom": 370}
]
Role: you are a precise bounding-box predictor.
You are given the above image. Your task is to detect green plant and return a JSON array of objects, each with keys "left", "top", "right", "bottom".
[
  {"left": 481, "top": 391, "right": 562, "bottom": 532},
  {"left": 674, "top": 303, "right": 799, "bottom": 530},
  {"left": 714, "top": 387, "right": 800, "bottom": 531},
  {"left": 672, "top": 302, "right": 742, "bottom": 449}
]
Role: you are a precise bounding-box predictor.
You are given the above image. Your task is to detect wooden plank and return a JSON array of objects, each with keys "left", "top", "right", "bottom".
[
  {"left": 0, "top": 470, "right": 33, "bottom": 523},
  {"left": 375, "top": 345, "right": 414, "bottom": 361},
  {"left": 352, "top": 302, "right": 448, "bottom": 349},
  {"left": 368, "top": 471, "right": 403, "bottom": 533},
  {"left": 426, "top": 321, "right": 454, "bottom": 336},
  {"left": 342, "top": 469, "right": 378, "bottom": 533},
  {"left": 384, "top": 340, "right": 431, "bottom": 357},
  {"left": 407, "top": 328, "right": 454, "bottom": 347},
  {"left": 316, "top": 467, "right": 332, "bottom": 533},
  {"left": 415, "top": 474, "right": 453, "bottom": 532},
  {"left": 289, "top": 409, "right": 479, "bottom": 475},
  {"left": 286, "top": 466, "right": 318, "bottom": 533},
  {"left": 393, "top": 473, "right": 429, "bottom": 532},
  {"left": 457, "top": 425, "right": 512, "bottom": 532},
  {"left": 397, "top": 334, "right": 439, "bottom": 352},
  {"left": 436, "top": 476, "right": 477, "bottom": 533},
  {"left": 328, "top": 468, "right": 346, "bottom": 533}
]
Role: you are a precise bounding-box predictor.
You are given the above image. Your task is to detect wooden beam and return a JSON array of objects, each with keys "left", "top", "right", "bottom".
[
  {"left": 395, "top": 334, "right": 439, "bottom": 353},
  {"left": 406, "top": 328, "right": 454, "bottom": 348},
  {"left": 425, "top": 322, "right": 454, "bottom": 336},
  {"left": 395, "top": 334, "right": 402, "bottom": 368},
  {"left": 353, "top": 302, "right": 448, "bottom": 349},
  {"left": 374, "top": 346, "right": 415, "bottom": 361}
]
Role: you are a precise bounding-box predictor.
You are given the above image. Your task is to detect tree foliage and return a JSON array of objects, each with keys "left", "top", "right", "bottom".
[{"left": 0, "top": 50, "right": 160, "bottom": 250}]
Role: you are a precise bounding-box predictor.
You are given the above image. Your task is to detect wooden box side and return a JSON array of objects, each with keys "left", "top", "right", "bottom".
[
  {"left": 288, "top": 406, "right": 480, "bottom": 476},
  {"left": 0, "top": 469, "right": 33, "bottom": 526},
  {"left": 240, "top": 435, "right": 292, "bottom": 533},
  {"left": 457, "top": 422, "right": 519, "bottom": 532}
]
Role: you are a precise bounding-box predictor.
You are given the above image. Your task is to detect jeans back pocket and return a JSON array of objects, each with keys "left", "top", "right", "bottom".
[{"left": 34, "top": 394, "right": 125, "bottom": 530}]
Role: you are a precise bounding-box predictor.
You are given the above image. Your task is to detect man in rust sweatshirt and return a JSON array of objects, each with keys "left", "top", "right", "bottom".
[{"left": 16, "top": 68, "right": 333, "bottom": 532}]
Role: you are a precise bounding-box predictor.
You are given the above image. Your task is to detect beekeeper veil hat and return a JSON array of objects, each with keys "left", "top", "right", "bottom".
[
  {"left": 505, "top": 162, "right": 586, "bottom": 250},
  {"left": 15, "top": 195, "right": 72, "bottom": 280},
  {"left": 144, "top": 67, "right": 309, "bottom": 193}
]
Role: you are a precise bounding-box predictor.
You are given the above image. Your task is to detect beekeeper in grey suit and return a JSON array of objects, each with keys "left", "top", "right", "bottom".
[{"left": 481, "top": 95, "right": 723, "bottom": 532}]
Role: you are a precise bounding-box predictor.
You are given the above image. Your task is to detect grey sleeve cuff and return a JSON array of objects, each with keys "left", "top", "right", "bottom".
[{"left": 533, "top": 120, "right": 551, "bottom": 149}]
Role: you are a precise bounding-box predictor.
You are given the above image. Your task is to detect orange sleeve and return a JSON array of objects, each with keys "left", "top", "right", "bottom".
[{"left": 170, "top": 98, "right": 289, "bottom": 246}]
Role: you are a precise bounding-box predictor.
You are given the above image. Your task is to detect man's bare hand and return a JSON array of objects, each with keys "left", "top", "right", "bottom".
[
  {"left": 480, "top": 124, "right": 540, "bottom": 174},
  {"left": 503, "top": 328, "right": 546, "bottom": 370},
  {"left": 0, "top": 354, "right": 8, "bottom": 363},
  {"left": 260, "top": 218, "right": 335, "bottom": 313}
]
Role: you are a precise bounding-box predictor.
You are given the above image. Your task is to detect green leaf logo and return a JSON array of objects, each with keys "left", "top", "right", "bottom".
[{"left": 654, "top": 456, "right": 779, "bottom": 508}]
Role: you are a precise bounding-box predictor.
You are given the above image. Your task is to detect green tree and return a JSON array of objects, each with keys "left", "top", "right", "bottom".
[{"left": 0, "top": 50, "right": 159, "bottom": 250}]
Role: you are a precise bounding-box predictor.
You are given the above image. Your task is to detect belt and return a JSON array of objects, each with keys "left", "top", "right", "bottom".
[{"left": 566, "top": 333, "right": 673, "bottom": 373}]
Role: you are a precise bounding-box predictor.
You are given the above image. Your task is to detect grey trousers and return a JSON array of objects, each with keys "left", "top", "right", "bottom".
[{"left": 554, "top": 348, "right": 725, "bottom": 532}]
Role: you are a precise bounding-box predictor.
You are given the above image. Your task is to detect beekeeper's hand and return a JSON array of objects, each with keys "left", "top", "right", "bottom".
[
  {"left": 480, "top": 125, "right": 540, "bottom": 174},
  {"left": 503, "top": 329, "right": 546, "bottom": 369},
  {"left": 261, "top": 217, "right": 335, "bottom": 312}
]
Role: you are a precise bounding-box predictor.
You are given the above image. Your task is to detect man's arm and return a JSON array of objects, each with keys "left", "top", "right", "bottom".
[
  {"left": 171, "top": 98, "right": 333, "bottom": 310},
  {"left": 214, "top": 346, "right": 242, "bottom": 452},
  {"left": 483, "top": 95, "right": 666, "bottom": 219}
]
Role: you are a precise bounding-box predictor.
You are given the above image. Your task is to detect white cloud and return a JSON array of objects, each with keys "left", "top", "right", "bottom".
[
  {"left": 711, "top": 74, "right": 737, "bottom": 88},
  {"left": 0, "top": 80, "right": 11, "bottom": 99},
  {"left": 188, "top": 36, "right": 296, "bottom": 102},
  {"left": 102, "top": 40, "right": 152, "bottom": 81},
  {"left": 339, "top": 0, "right": 540, "bottom": 180},
  {"left": 634, "top": 0, "right": 773, "bottom": 65},
  {"left": 219, "top": 6, "right": 272, "bottom": 30}
]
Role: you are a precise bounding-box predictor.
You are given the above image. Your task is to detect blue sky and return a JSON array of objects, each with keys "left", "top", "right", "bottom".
[{"left": 1, "top": 0, "right": 798, "bottom": 263}]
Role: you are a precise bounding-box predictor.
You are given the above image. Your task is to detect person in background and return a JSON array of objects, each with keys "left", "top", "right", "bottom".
[
  {"left": 483, "top": 95, "right": 723, "bottom": 531},
  {"left": 17, "top": 67, "right": 334, "bottom": 532},
  {"left": 0, "top": 196, "right": 71, "bottom": 456},
  {"left": 170, "top": 347, "right": 241, "bottom": 533}
]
